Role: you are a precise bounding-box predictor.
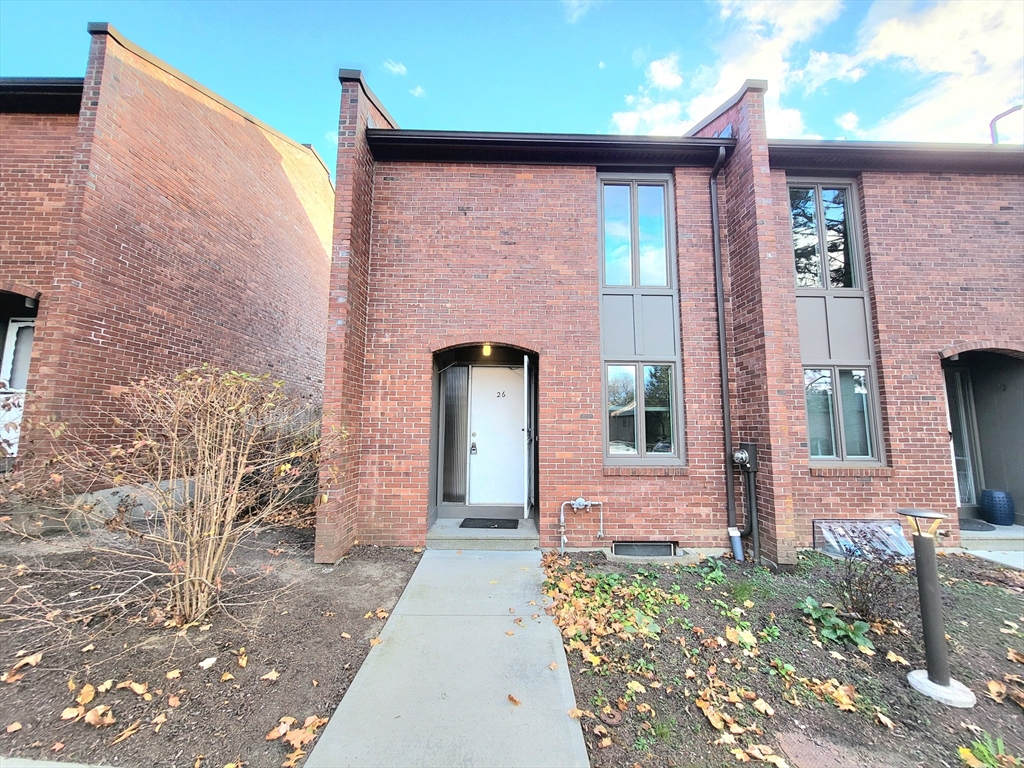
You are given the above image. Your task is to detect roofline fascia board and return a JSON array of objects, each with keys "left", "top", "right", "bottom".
[
  {"left": 338, "top": 69, "right": 399, "bottom": 129},
  {"left": 768, "top": 139, "right": 1024, "bottom": 175},
  {"left": 87, "top": 22, "right": 328, "bottom": 174},
  {"left": 0, "top": 77, "right": 84, "bottom": 114},
  {"left": 366, "top": 129, "right": 736, "bottom": 166},
  {"left": 684, "top": 79, "right": 768, "bottom": 138}
]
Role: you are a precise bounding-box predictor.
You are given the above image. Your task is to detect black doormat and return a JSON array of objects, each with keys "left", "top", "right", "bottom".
[
  {"left": 959, "top": 518, "right": 997, "bottom": 532},
  {"left": 460, "top": 518, "right": 519, "bottom": 530}
]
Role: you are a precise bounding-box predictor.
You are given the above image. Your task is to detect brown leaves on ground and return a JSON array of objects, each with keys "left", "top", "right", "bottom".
[
  {"left": 798, "top": 677, "right": 860, "bottom": 712},
  {"left": 266, "top": 714, "right": 329, "bottom": 767},
  {"left": 84, "top": 705, "right": 116, "bottom": 727},
  {"left": 261, "top": 669, "right": 281, "bottom": 681},
  {"left": 986, "top": 680, "right": 1007, "bottom": 703},
  {"left": 508, "top": 694, "right": 521, "bottom": 706},
  {"left": 875, "top": 709, "right": 896, "bottom": 730},
  {"left": 1008, "top": 647, "right": 1024, "bottom": 664},
  {"left": 2, "top": 651, "right": 43, "bottom": 684},
  {"left": 885, "top": 650, "right": 909, "bottom": 666},
  {"left": 6, "top": 722, "right": 22, "bottom": 733},
  {"left": 110, "top": 720, "right": 141, "bottom": 745},
  {"left": 76, "top": 683, "right": 96, "bottom": 706}
]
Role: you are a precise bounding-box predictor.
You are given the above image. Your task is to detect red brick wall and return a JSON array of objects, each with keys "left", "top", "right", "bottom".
[
  {"left": 315, "top": 76, "right": 395, "bottom": 562},
  {"left": 339, "top": 162, "right": 734, "bottom": 551},
  {"left": 781, "top": 171, "right": 1024, "bottom": 546},
  {"left": 0, "top": 113, "right": 76, "bottom": 300},
  {"left": 19, "top": 29, "right": 333, "bottom": 457}
]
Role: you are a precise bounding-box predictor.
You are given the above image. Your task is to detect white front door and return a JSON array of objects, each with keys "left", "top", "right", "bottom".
[
  {"left": 468, "top": 366, "right": 525, "bottom": 505},
  {"left": 1, "top": 318, "right": 35, "bottom": 459}
]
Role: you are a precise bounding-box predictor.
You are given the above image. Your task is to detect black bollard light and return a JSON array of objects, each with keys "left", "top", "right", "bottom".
[{"left": 898, "top": 508, "right": 976, "bottom": 708}]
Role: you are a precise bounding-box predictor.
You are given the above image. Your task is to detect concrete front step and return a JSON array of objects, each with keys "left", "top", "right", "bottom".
[
  {"left": 426, "top": 518, "right": 540, "bottom": 551},
  {"left": 960, "top": 524, "right": 1024, "bottom": 552}
]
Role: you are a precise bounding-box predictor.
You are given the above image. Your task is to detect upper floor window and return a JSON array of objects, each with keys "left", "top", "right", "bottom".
[
  {"left": 789, "top": 185, "right": 855, "bottom": 289},
  {"left": 602, "top": 181, "right": 670, "bottom": 288},
  {"left": 599, "top": 175, "right": 683, "bottom": 465},
  {"left": 789, "top": 178, "right": 882, "bottom": 464}
]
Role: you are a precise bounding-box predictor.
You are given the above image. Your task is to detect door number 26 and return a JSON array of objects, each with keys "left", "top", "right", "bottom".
[{"left": 496, "top": 391, "right": 506, "bottom": 398}]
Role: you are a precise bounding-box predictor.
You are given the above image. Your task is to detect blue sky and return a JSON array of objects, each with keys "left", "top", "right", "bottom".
[{"left": 2, "top": 0, "right": 1021, "bottom": 175}]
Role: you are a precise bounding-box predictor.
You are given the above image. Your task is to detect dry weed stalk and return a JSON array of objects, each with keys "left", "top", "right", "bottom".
[{"left": 8, "top": 367, "right": 336, "bottom": 623}]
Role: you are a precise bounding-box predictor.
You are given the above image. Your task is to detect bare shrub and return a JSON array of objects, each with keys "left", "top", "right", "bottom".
[
  {"left": 820, "top": 534, "right": 914, "bottom": 623},
  {"left": 5, "top": 366, "right": 337, "bottom": 623}
]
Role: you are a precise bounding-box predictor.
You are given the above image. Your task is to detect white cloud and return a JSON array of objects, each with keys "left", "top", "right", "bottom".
[
  {"left": 612, "top": 0, "right": 840, "bottom": 136},
  {"left": 324, "top": 130, "right": 339, "bottom": 146},
  {"left": 648, "top": 54, "right": 683, "bottom": 90},
  {"left": 410, "top": 85, "right": 426, "bottom": 98},
  {"left": 598, "top": 61, "right": 605, "bottom": 69},
  {"left": 852, "top": 0, "right": 1024, "bottom": 143},
  {"left": 609, "top": 0, "right": 1023, "bottom": 143},
  {"left": 383, "top": 59, "right": 407, "bottom": 76},
  {"left": 563, "top": 0, "right": 594, "bottom": 24}
]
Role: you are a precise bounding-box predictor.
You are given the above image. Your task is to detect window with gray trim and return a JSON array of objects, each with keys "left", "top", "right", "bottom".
[
  {"left": 789, "top": 180, "right": 881, "bottom": 462},
  {"left": 599, "top": 176, "right": 683, "bottom": 463}
]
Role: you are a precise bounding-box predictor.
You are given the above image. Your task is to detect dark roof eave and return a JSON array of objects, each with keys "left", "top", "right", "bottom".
[
  {"left": 0, "top": 78, "right": 84, "bottom": 114},
  {"left": 768, "top": 139, "right": 1024, "bottom": 175},
  {"left": 367, "top": 129, "right": 736, "bottom": 167}
]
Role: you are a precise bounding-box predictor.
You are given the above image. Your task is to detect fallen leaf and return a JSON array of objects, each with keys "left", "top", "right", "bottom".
[
  {"left": 80, "top": 644, "right": 95, "bottom": 653},
  {"left": 731, "top": 747, "right": 752, "bottom": 762},
  {"left": 168, "top": 695, "right": 181, "bottom": 708},
  {"left": 312, "top": 679, "right": 319, "bottom": 687},
  {"left": 567, "top": 708, "right": 591, "bottom": 719},
  {"left": 370, "top": 638, "right": 382, "bottom": 647},
  {"left": 266, "top": 722, "right": 289, "bottom": 741},
  {"left": 960, "top": 746, "right": 986, "bottom": 768},
  {"left": 237, "top": 648, "right": 247, "bottom": 668},
  {"left": 221, "top": 673, "right": 235, "bottom": 682},
  {"left": 985, "top": 680, "right": 1007, "bottom": 703},
  {"left": 110, "top": 720, "right": 141, "bottom": 745},
  {"left": 506, "top": 631, "right": 515, "bottom": 636},
  {"left": 1008, "top": 648, "right": 1024, "bottom": 664},
  {"left": 549, "top": 662, "right": 558, "bottom": 671},
  {"left": 340, "top": 633, "right": 351, "bottom": 639},
  {"left": 303, "top": 716, "right": 329, "bottom": 730},
  {"left": 261, "top": 669, "right": 280, "bottom": 681},
  {"left": 6, "top": 722, "right": 22, "bottom": 733},
  {"left": 829, "top": 651, "right": 847, "bottom": 661},
  {"left": 2, "top": 672, "right": 26, "bottom": 685},
  {"left": 413, "top": 547, "right": 424, "bottom": 553},
  {"left": 51, "top": 742, "right": 64, "bottom": 752},
  {"left": 283, "top": 728, "right": 316, "bottom": 749},
  {"left": 77, "top": 684, "right": 96, "bottom": 706},
  {"left": 876, "top": 710, "right": 896, "bottom": 730},
  {"left": 886, "top": 651, "right": 909, "bottom": 666},
  {"left": 282, "top": 748, "right": 305, "bottom": 768},
  {"left": 598, "top": 737, "right": 612, "bottom": 749},
  {"left": 84, "top": 705, "right": 115, "bottom": 727},
  {"left": 128, "top": 681, "right": 147, "bottom": 695},
  {"left": 151, "top": 713, "right": 167, "bottom": 733},
  {"left": 753, "top": 698, "right": 774, "bottom": 716},
  {"left": 198, "top": 657, "right": 217, "bottom": 670},
  {"left": 626, "top": 681, "right": 646, "bottom": 694},
  {"left": 857, "top": 645, "right": 876, "bottom": 657},
  {"left": 508, "top": 694, "right": 521, "bottom": 706},
  {"left": 97, "top": 679, "right": 113, "bottom": 693},
  {"left": 166, "top": 669, "right": 182, "bottom": 680},
  {"left": 12, "top": 652, "right": 42, "bottom": 670}
]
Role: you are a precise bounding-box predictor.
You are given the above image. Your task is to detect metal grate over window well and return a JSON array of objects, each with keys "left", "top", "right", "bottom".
[
  {"left": 813, "top": 519, "right": 912, "bottom": 558},
  {"left": 612, "top": 541, "right": 675, "bottom": 558}
]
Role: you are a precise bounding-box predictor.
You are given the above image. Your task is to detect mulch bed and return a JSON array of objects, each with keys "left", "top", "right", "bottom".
[
  {"left": 547, "top": 549, "right": 1024, "bottom": 768},
  {"left": 0, "top": 527, "right": 421, "bottom": 768}
]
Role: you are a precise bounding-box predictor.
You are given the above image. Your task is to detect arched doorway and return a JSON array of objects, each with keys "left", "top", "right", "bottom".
[
  {"left": 431, "top": 343, "right": 538, "bottom": 524},
  {"left": 942, "top": 349, "right": 1023, "bottom": 526}
]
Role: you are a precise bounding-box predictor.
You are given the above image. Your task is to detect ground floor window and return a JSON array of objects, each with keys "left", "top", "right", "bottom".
[
  {"left": 804, "top": 367, "right": 875, "bottom": 460},
  {"left": 605, "top": 363, "right": 677, "bottom": 458}
]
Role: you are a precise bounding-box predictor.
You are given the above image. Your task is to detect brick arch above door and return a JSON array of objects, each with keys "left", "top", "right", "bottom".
[
  {"left": 430, "top": 333, "right": 543, "bottom": 357},
  {"left": 939, "top": 341, "right": 1024, "bottom": 361}
]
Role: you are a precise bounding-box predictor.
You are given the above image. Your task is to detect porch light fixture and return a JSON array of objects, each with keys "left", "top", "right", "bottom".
[
  {"left": 898, "top": 507, "right": 976, "bottom": 708},
  {"left": 482, "top": 344, "right": 491, "bottom": 356}
]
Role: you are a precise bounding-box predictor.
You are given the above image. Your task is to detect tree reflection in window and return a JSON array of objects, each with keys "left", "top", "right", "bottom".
[{"left": 789, "top": 185, "right": 855, "bottom": 289}]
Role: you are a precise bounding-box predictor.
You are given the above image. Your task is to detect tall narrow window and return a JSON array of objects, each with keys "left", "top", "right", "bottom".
[
  {"left": 790, "top": 180, "right": 881, "bottom": 463},
  {"left": 599, "top": 176, "right": 682, "bottom": 463}
]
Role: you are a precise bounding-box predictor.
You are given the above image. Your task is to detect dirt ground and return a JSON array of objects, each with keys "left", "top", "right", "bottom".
[
  {"left": 546, "top": 549, "right": 1024, "bottom": 768},
  {"left": 0, "top": 526, "right": 421, "bottom": 768}
]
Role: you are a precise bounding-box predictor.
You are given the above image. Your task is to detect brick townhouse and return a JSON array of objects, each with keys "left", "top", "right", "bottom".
[
  {"left": 1, "top": 24, "right": 334, "bottom": 465},
  {"left": 314, "top": 75, "right": 1023, "bottom": 566}
]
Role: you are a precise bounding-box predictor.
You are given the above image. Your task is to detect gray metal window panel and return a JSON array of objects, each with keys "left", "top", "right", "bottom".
[
  {"left": 640, "top": 295, "right": 676, "bottom": 357},
  {"left": 826, "top": 297, "right": 870, "bottom": 363},
  {"left": 796, "top": 296, "right": 830, "bottom": 361},
  {"left": 601, "top": 295, "right": 636, "bottom": 356}
]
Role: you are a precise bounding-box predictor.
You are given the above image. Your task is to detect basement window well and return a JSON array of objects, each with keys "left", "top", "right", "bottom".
[{"left": 611, "top": 541, "right": 675, "bottom": 558}]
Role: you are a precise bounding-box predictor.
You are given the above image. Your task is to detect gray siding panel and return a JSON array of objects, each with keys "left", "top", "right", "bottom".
[{"left": 601, "top": 294, "right": 636, "bottom": 355}]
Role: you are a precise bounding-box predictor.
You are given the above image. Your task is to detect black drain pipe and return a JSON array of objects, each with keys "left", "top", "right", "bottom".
[{"left": 708, "top": 145, "right": 742, "bottom": 561}]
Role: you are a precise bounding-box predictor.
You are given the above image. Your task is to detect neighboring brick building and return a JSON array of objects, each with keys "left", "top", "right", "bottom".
[
  {"left": 315, "top": 76, "right": 1023, "bottom": 566},
  {"left": 1, "top": 24, "right": 334, "bottom": 463}
]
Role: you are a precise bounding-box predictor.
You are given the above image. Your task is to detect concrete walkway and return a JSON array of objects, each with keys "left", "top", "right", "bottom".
[{"left": 306, "top": 550, "right": 589, "bottom": 768}]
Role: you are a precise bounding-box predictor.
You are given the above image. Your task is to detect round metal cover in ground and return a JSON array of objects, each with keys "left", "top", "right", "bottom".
[
  {"left": 599, "top": 708, "right": 623, "bottom": 725},
  {"left": 907, "top": 669, "right": 977, "bottom": 708}
]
